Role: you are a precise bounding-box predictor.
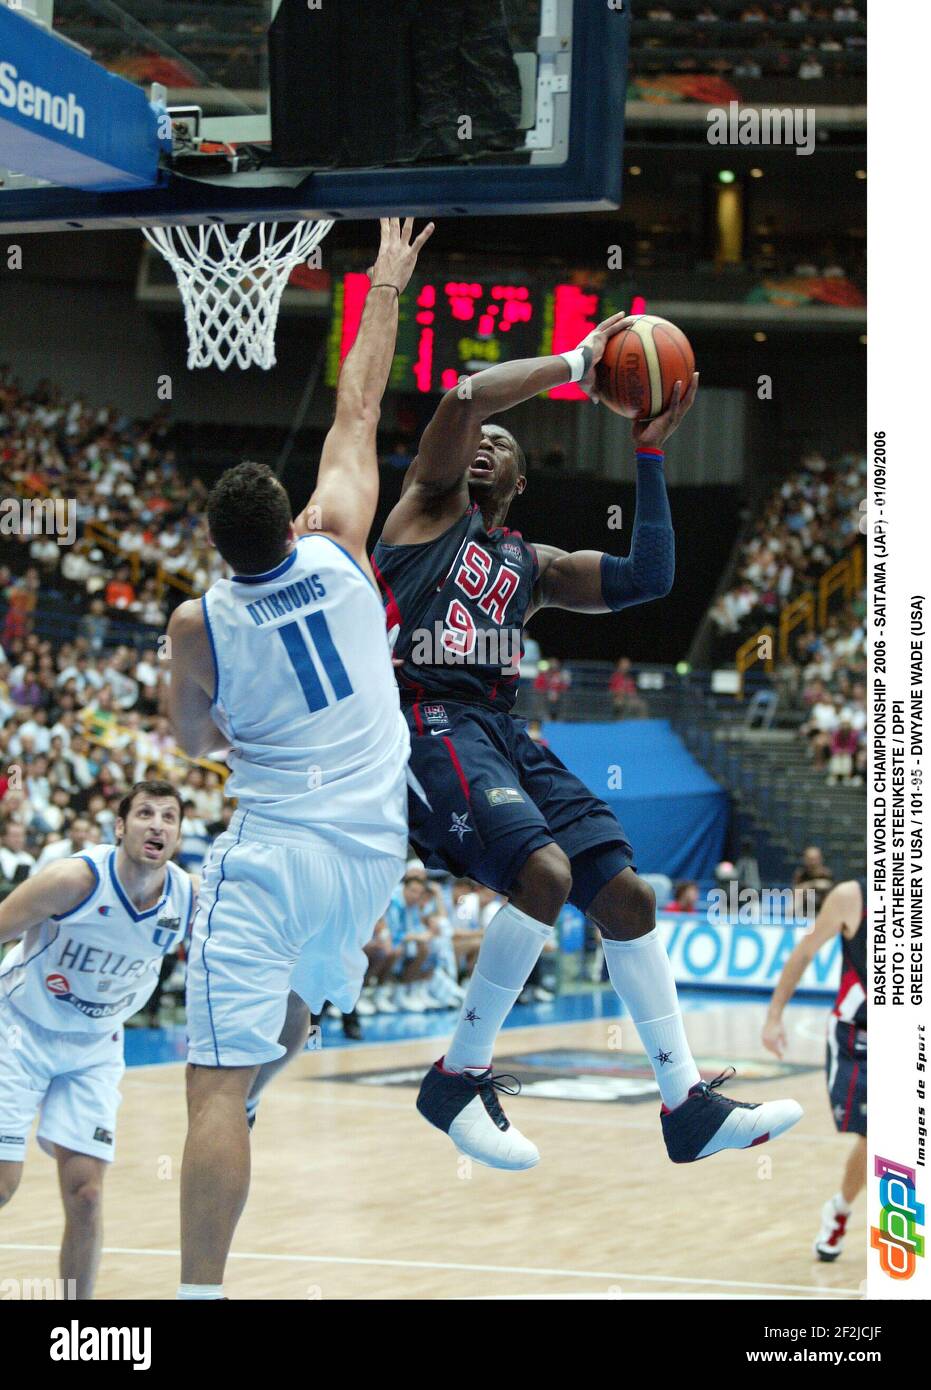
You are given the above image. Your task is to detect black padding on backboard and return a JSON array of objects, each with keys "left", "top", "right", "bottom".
[{"left": 270, "top": 0, "right": 417, "bottom": 168}]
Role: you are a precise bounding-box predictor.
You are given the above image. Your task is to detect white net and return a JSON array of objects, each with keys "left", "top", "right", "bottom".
[{"left": 142, "top": 219, "right": 334, "bottom": 371}]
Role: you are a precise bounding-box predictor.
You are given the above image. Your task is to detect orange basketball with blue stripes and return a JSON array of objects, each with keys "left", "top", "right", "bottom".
[{"left": 596, "top": 315, "right": 695, "bottom": 419}]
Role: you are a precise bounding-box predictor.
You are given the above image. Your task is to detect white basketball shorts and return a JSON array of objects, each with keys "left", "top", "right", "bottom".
[
  {"left": 0, "top": 993, "right": 124, "bottom": 1165},
  {"left": 186, "top": 810, "right": 404, "bottom": 1067}
]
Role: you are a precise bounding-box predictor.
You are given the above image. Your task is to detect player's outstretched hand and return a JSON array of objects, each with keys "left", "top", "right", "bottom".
[
  {"left": 631, "top": 371, "right": 699, "bottom": 448},
  {"left": 577, "top": 311, "right": 631, "bottom": 403},
  {"left": 761, "top": 1016, "right": 787, "bottom": 1060},
  {"left": 368, "top": 218, "right": 435, "bottom": 296}
]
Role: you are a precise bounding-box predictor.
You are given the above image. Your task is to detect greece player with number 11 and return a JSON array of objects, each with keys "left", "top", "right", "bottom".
[
  {"left": 0, "top": 781, "right": 192, "bottom": 1299},
  {"left": 166, "top": 218, "right": 434, "bottom": 1301}
]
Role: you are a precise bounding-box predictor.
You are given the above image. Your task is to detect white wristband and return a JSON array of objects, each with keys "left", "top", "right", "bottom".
[{"left": 559, "top": 346, "right": 593, "bottom": 384}]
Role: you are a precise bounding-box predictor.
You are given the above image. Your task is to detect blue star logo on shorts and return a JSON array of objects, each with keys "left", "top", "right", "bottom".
[{"left": 449, "top": 812, "right": 472, "bottom": 842}]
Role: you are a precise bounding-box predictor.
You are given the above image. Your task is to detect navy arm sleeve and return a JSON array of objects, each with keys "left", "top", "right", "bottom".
[{"left": 600, "top": 448, "right": 675, "bottom": 611}]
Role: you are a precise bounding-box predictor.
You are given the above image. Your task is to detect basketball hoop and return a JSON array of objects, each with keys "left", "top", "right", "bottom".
[{"left": 142, "top": 219, "right": 334, "bottom": 371}]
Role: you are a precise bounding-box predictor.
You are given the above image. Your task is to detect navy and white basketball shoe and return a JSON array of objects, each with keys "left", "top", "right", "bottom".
[
  {"left": 416, "top": 1059, "right": 540, "bottom": 1170},
  {"left": 661, "top": 1068, "right": 803, "bottom": 1162}
]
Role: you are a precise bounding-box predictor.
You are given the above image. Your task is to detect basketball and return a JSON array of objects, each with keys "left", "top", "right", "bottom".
[{"left": 596, "top": 315, "right": 696, "bottom": 419}]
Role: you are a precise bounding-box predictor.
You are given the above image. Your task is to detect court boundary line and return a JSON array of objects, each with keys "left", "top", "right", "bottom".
[{"left": 0, "top": 1243, "right": 861, "bottom": 1297}]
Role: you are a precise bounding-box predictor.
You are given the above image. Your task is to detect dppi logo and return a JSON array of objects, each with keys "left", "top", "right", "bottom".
[{"left": 871, "top": 1155, "right": 925, "bottom": 1279}]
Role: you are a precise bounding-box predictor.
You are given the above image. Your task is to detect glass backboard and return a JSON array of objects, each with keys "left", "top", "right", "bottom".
[
  {"left": 0, "top": 0, "right": 630, "bottom": 230},
  {"left": 50, "top": 0, "right": 276, "bottom": 136}
]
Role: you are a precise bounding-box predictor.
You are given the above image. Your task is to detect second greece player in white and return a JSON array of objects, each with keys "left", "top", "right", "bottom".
[
  {"left": 166, "top": 218, "right": 434, "bottom": 1300},
  {"left": 0, "top": 781, "right": 192, "bottom": 1298}
]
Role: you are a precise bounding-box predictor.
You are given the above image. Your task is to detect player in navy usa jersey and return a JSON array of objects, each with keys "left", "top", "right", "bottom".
[
  {"left": 764, "top": 879, "right": 866, "bottom": 1261},
  {"left": 373, "top": 325, "right": 803, "bottom": 1170}
]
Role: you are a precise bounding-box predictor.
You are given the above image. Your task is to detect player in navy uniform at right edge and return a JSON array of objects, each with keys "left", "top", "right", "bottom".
[
  {"left": 372, "top": 319, "right": 803, "bottom": 1169},
  {"left": 763, "top": 879, "right": 867, "bottom": 1260}
]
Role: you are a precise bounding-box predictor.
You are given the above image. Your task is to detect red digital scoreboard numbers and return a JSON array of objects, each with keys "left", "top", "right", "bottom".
[{"left": 325, "top": 273, "right": 628, "bottom": 398}]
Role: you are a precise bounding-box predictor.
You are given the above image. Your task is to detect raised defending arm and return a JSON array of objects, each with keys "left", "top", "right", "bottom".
[{"left": 293, "top": 218, "right": 434, "bottom": 560}]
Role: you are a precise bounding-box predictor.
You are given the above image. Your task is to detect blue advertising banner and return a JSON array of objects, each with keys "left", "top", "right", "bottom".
[
  {"left": 0, "top": 5, "right": 167, "bottom": 191},
  {"left": 656, "top": 911, "right": 840, "bottom": 995}
]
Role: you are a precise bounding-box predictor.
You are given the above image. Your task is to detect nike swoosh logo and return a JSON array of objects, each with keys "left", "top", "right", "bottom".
[{"left": 430, "top": 729, "right": 450, "bottom": 736}]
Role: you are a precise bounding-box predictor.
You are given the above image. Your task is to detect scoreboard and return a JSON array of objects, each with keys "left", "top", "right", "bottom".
[{"left": 325, "top": 272, "right": 633, "bottom": 401}]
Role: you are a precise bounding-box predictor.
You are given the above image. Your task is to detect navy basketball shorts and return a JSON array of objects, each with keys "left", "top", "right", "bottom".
[
  {"left": 826, "top": 1017, "right": 867, "bottom": 1137},
  {"left": 403, "top": 699, "right": 634, "bottom": 912}
]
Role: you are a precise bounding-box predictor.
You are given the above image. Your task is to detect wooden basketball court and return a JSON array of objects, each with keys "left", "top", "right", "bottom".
[{"left": 0, "top": 998, "right": 865, "bottom": 1300}]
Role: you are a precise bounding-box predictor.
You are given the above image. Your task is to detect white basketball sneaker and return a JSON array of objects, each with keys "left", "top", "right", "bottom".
[
  {"left": 416, "top": 1058, "right": 540, "bottom": 1170},
  {"left": 373, "top": 985, "right": 398, "bottom": 1014},
  {"left": 396, "top": 984, "right": 427, "bottom": 1013},
  {"left": 661, "top": 1067, "right": 803, "bottom": 1162},
  {"left": 814, "top": 1195, "right": 851, "bottom": 1261},
  {"left": 419, "top": 984, "right": 446, "bottom": 1011}
]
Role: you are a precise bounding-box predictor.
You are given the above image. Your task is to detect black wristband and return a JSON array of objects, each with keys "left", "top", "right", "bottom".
[{"left": 370, "top": 283, "right": 401, "bottom": 298}]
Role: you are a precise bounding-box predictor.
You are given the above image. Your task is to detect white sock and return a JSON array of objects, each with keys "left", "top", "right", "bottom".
[
  {"left": 444, "top": 903, "right": 552, "bottom": 1073},
  {"left": 177, "top": 1284, "right": 225, "bottom": 1300},
  {"left": 602, "top": 929, "right": 701, "bottom": 1109},
  {"left": 833, "top": 1192, "right": 853, "bottom": 1215}
]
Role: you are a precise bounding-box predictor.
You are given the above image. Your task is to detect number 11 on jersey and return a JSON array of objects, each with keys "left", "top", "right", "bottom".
[{"left": 277, "top": 612, "right": 353, "bottom": 713}]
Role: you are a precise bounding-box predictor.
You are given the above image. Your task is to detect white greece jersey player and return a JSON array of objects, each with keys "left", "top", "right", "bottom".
[
  {"left": 202, "top": 533, "right": 409, "bottom": 858},
  {"left": 0, "top": 843, "right": 192, "bottom": 1034}
]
